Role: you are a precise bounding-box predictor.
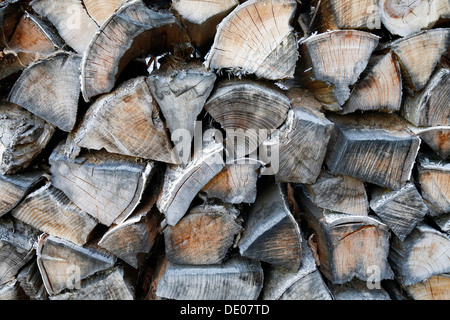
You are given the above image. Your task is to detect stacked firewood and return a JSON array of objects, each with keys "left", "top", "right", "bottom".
[{"left": 0, "top": 0, "right": 449, "bottom": 300}]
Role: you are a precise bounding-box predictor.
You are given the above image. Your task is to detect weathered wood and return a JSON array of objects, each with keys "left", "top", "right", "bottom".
[
  {"left": 329, "top": 279, "right": 391, "bottom": 300},
  {"left": 418, "top": 127, "right": 450, "bottom": 159},
  {"left": 379, "top": 0, "right": 450, "bottom": 37},
  {"left": 297, "top": 30, "right": 379, "bottom": 111},
  {"left": 74, "top": 76, "right": 178, "bottom": 164},
  {"left": 370, "top": 182, "right": 428, "bottom": 241},
  {"left": 0, "top": 0, "right": 26, "bottom": 49},
  {"left": 155, "top": 255, "right": 263, "bottom": 300},
  {"left": 296, "top": 186, "right": 394, "bottom": 284},
  {"left": 0, "top": 102, "right": 55, "bottom": 175},
  {"left": 30, "top": 0, "right": 99, "bottom": 54},
  {"left": 325, "top": 113, "right": 421, "bottom": 190},
  {"left": 83, "top": 0, "right": 128, "bottom": 26},
  {"left": 341, "top": 51, "right": 403, "bottom": 114},
  {"left": 205, "top": 0, "right": 298, "bottom": 80},
  {"left": 12, "top": 182, "right": 98, "bottom": 246},
  {"left": 303, "top": 170, "right": 370, "bottom": 216},
  {"left": 405, "top": 273, "right": 450, "bottom": 300},
  {"left": 238, "top": 183, "right": 302, "bottom": 271},
  {"left": 433, "top": 212, "right": 450, "bottom": 235},
  {"left": 0, "top": 279, "right": 25, "bottom": 300},
  {"left": 36, "top": 233, "right": 117, "bottom": 295},
  {"left": 389, "top": 223, "right": 450, "bottom": 286},
  {"left": 49, "top": 142, "right": 156, "bottom": 227},
  {"left": 8, "top": 52, "right": 81, "bottom": 132},
  {"left": 81, "top": 0, "right": 189, "bottom": 101},
  {"left": 164, "top": 204, "right": 242, "bottom": 265},
  {"left": 17, "top": 259, "right": 48, "bottom": 300}
]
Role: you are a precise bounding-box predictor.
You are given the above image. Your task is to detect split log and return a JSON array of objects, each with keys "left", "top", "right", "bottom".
[
  {"left": 50, "top": 266, "right": 134, "bottom": 300},
  {"left": 417, "top": 154, "right": 450, "bottom": 212},
  {"left": 157, "top": 131, "right": 225, "bottom": 226},
  {"left": 369, "top": 182, "right": 428, "bottom": 241},
  {"left": 341, "top": 51, "right": 403, "bottom": 114},
  {"left": 163, "top": 204, "right": 242, "bottom": 265},
  {"left": 297, "top": 30, "right": 379, "bottom": 111},
  {"left": 262, "top": 239, "right": 332, "bottom": 300},
  {"left": 379, "top": 0, "right": 450, "bottom": 37},
  {"left": 147, "top": 60, "right": 216, "bottom": 145},
  {"left": 0, "top": 102, "right": 55, "bottom": 174},
  {"left": 49, "top": 142, "right": 156, "bottom": 227},
  {"left": 405, "top": 273, "right": 450, "bottom": 300},
  {"left": 433, "top": 212, "right": 450, "bottom": 235},
  {"left": 8, "top": 52, "right": 82, "bottom": 132},
  {"left": 171, "top": 0, "right": 239, "bottom": 51},
  {"left": 30, "top": 0, "right": 99, "bottom": 54},
  {"left": 0, "top": 216, "right": 40, "bottom": 286},
  {"left": 201, "top": 161, "right": 260, "bottom": 204},
  {"left": 205, "top": 0, "right": 298, "bottom": 80},
  {"left": 0, "top": 0, "right": 26, "bottom": 49},
  {"left": 296, "top": 186, "right": 394, "bottom": 284},
  {"left": 302, "top": 170, "right": 370, "bottom": 216},
  {"left": 154, "top": 255, "right": 263, "bottom": 300},
  {"left": 17, "top": 260, "right": 48, "bottom": 300},
  {"left": 389, "top": 223, "right": 450, "bottom": 286},
  {"left": 0, "top": 279, "right": 25, "bottom": 300},
  {"left": 36, "top": 233, "right": 117, "bottom": 295},
  {"left": 73, "top": 76, "right": 178, "bottom": 164},
  {"left": 83, "top": 0, "right": 128, "bottom": 26},
  {"left": 238, "top": 183, "right": 302, "bottom": 271},
  {"left": 386, "top": 28, "right": 450, "bottom": 91},
  {"left": 11, "top": 182, "right": 98, "bottom": 246},
  {"left": 420, "top": 128, "right": 450, "bottom": 159},
  {"left": 325, "top": 112, "right": 421, "bottom": 190},
  {"left": 80, "top": 0, "right": 189, "bottom": 101},
  {"left": 0, "top": 170, "right": 44, "bottom": 217},
  {"left": 329, "top": 279, "right": 391, "bottom": 300}
]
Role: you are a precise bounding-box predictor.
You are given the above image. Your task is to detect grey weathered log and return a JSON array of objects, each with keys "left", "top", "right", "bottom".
[
  {"left": 8, "top": 52, "right": 82, "bottom": 132},
  {"left": 325, "top": 112, "right": 421, "bottom": 190},
  {"left": 238, "top": 183, "right": 302, "bottom": 271},
  {"left": 0, "top": 102, "right": 55, "bottom": 174},
  {"left": 17, "top": 259, "right": 48, "bottom": 300},
  {"left": 404, "top": 273, "right": 450, "bottom": 300},
  {"left": 155, "top": 255, "right": 263, "bottom": 300},
  {"left": 389, "top": 223, "right": 450, "bottom": 286},
  {"left": 49, "top": 142, "right": 156, "bottom": 227},
  {"left": 164, "top": 204, "right": 242, "bottom": 265},
  {"left": 433, "top": 212, "right": 450, "bottom": 236},
  {"left": 36, "top": 233, "right": 117, "bottom": 295},
  {"left": 370, "top": 182, "right": 429, "bottom": 241},
  {"left": 329, "top": 279, "right": 391, "bottom": 300},
  {"left": 12, "top": 182, "right": 98, "bottom": 246},
  {"left": 0, "top": 279, "right": 24, "bottom": 300}
]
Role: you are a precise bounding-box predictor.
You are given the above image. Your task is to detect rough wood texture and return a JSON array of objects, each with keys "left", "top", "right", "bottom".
[
  {"left": 238, "top": 183, "right": 302, "bottom": 271},
  {"left": 405, "top": 273, "right": 450, "bottom": 300},
  {"left": 0, "top": 0, "right": 26, "bottom": 49},
  {"left": 0, "top": 279, "right": 24, "bottom": 300},
  {"left": 205, "top": 0, "right": 298, "bottom": 80},
  {"left": 155, "top": 255, "right": 264, "bottom": 300},
  {"left": 8, "top": 52, "right": 81, "bottom": 132},
  {"left": 83, "top": 0, "right": 128, "bottom": 26},
  {"left": 329, "top": 279, "right": 391, "bottom": 300},
  {"left": 17, "top": 260, "right": 48, "bottom": 300},
  {"left": 36, "top": 233, "right": 117, "bottom": 295},
  {"left": 12, "top": 182, "right": 98, "bottom": 246},
  {"left": 325, "top": 113, "right": 421, "bottom": 190},
  {"left": 418, "top": 127, "right": 450, "bottom": 159},
  {"left": 74, "top": 76, "right": 178, "bottom": 164},
  {"left": 81, "top": 0, "right": 188, "bottom": 101},
  {"left": 389, "top": 223, "right": 450, "bottom": 286},
  {"left": 164, "top": 204, "right": 242, "bottom": 265},
  {"left": 49, "top": 142, "right": 155, "bottom": 227}
]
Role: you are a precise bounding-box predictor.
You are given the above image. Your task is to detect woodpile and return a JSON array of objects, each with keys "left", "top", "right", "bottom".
[{"left": 0, "top": 0, "right": 449, "bottom": 302}]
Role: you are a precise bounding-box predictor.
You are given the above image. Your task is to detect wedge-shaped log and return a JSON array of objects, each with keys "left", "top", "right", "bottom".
[
  {"left": 147, "top": 60, "right": 216, "bottom": 144},
  {"left": 418, "top": 127, "right": 450, "bottom": 159},
  {"left": 329, "top": 279, "right": 391, "bottom": 300},
  {"left": 325, "top": 113, "right": 421, "bottom": 190},
  {"left": 342, "top": 51, "right": 402, "bottom": 114},
  {"left": 50, "top": 266, "right": 134, "bottom": 300},
  {"left": 387, "top": 28, "right": 450, "bottom": 91},
  {"left": 8, "top": 52, "right": 81, "bottom": 132},
  {"left": 83, "top": 0, "right": 128, "bottom": 26},
  {"left": 164, "top": 204, "right": 241, "bottom": 265},
  {"left": 17, "top": 260, "right": 48, "bottom": 300},
  {"left": 155, "top": 256, "right": 263, "bottom": 300},
  {"left": 81, "top": 0, "right": 188, "bottom": 101},
  {"left": 434, "top": 213, "right": 450, "bottom": 235},
  {"left": 36, "top": 233, "right": 116, "bottom": 295},
  {"left": 303, "top": 170, "right": 370, "bottom": 216},
  {"left": 49, "top": 143, "right": 155, "bottom": 227},
  {"left": 205, "top": 0, "right": 298, "bottom": 80},
  {"left": 239, "top": 183, "right": 302, "bottom": 271},
  {"left": 405, "top": 274, "right": 450, "bottom": 300},
  {"left": 370, "top": 182, "right": 428, "bottom": 241},
  {"left": 298, "top": 30, "right": 379, "bottom": 111},
  {"left": 0, "top": 102, "right": 55, "bottom": 174},
  {"left": 296, "top": 186, "right": 394, "bottom": 284},
  {"left": 0, "top": 0, "right": 26, "bottom": 49},
  {"left": 74, "top": 76, "right": 177, "bottom": 164},
  {"left": 12, "top": 182, "right": 98, "bottom": 246},
  {"left": 262, "top": 239, "right": 332, "bottom": 300},
  {"left": 389, "top": 223, "right": 450, "bottom": 286},
  {"left": 380, "top": 0, "right": 450, "bottom": 37},
  {"left": 31, "top": 0, "right": 98, "bottom": 54}
]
